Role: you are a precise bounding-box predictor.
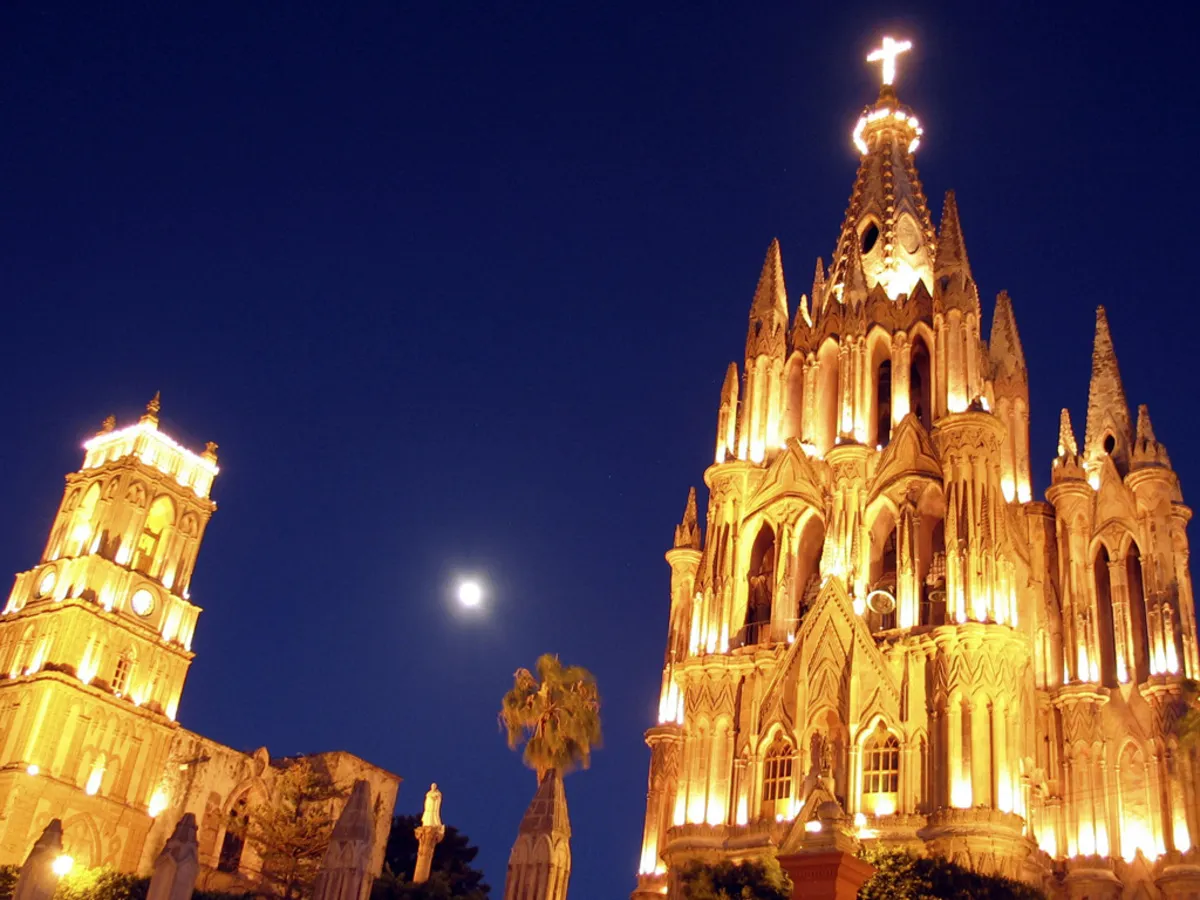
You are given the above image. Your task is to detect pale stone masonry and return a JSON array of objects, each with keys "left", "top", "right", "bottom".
[{"left": 633, "top": 56, "right": 1200, "bottom": 900}]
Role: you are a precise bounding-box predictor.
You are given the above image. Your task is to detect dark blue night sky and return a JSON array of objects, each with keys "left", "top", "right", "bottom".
[{"left": 2, "top": 4, "right": 1198, "bottom": 899}]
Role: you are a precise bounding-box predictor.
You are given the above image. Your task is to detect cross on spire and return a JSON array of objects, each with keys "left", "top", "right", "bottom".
[{"left": 867, "top": 36, "right": 912, "bottom": 86}]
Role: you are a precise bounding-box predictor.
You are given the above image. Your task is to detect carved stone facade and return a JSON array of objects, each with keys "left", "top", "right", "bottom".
[
  {"left": 633, "top": 77, "right": 1200, "bottom": 900},
  {"left": 0, "top": 401, "right": 400, "bottom": 886}
]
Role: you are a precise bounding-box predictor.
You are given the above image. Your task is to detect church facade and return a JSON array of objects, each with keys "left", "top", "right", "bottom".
[
  {"left": 633, "top": 45, "right": 1200, "bottom": 900},
  {"left": 0, "top": 398, "right": 399, "bottom": 887}
]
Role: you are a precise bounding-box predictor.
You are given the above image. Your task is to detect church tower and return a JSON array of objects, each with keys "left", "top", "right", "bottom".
[
  {"left": 504, "top": 771, "right": 571, "bottom": 900},
  {"left": 0, "top": 397, "right": 218, "bottom": 868},
  {"left": 633, "top": 37, "right": 1200, "bottom": 900}
]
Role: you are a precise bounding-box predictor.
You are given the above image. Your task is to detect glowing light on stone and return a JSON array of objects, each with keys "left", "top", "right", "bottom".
[
  {"left": 26, "top": 764, "right": 39, "bottom": 776},
  {"left": 85, "top": 767, "right": 103, "bottom": 796},
  {"left": 52, "top": 856, "right": 74, "bottom": 877},
  {"left": 148, "top": 788, "right": 169, "bottom": 818},
  {"left": 804, "top": 820, "right": 823, "bottom": 833}
]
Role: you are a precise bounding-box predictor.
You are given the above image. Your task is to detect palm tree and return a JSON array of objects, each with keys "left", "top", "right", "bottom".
[{"left": 499, "top": 653, "right": 602, "bottom": 781}]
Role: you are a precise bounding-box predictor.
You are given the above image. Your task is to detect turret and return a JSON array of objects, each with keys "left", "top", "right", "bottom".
[
  {"left": 1082, "top": 306, "right": 1132, "bottom": 479},
  {"left": 933, "top": 192, "right": 983, "bottom": 416},
  {"left": 714, "top": 363, "right": 738, "bottom": 464},
  {"left": 737, "top": 240, "right": 789, "bottom": 463},
  {"left": 989, "top": 291, "right": 1031, "bottom": 502}
]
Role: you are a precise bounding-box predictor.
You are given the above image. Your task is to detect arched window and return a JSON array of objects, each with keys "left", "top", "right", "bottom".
[
  {"left": 68, "top": 484, "right": 102, "bottom": 556},
  {"left": 876, "top": 359, "right": 892, "bottom": 446},
  {"left": 134, "top": 496, "right": 174, "bottom": 576},
  {"left": 1127, "top": 547, "right": 1150, "bottom": 682},
  {"left": 761, "top": 737, "right": 794, "bottom": 819},
  {"left": 744, "top": 525, "right": 776, "bottom": 645},
  {"left": 861, "top": 725, "right": 900, "bottom": 815},
  {"left": 112, "top": 653, "right": 134, "bottom": 696},
  {"left": 1094, "top": 546, "right": 1118, "bottom": 686},
  {"left": 218, "top": 796, "right": 250, "bottom": 873},
  {"left": 910, "top": 338, "right": 932, "bottom": 431}
]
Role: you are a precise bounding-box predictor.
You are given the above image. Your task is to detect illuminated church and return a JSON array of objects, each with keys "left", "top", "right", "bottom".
[
  {"left": 633, "top": 38, "right": 1200, "bottom": 900},
  {"left": 0, "top": 397, "right": 399, "bottom": 886}
]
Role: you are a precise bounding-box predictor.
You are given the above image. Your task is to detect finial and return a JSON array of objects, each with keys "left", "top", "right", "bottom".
[
  {"left": 867, "top": 36, "right": 912, "bottom": 87},
  {"left": 203, "top": 442, "right": 219, "bottom": 462},
  {"left": 101, "top": 415, "right": 116, "bottom": 433},
  {"left": 674, "top": 487, "right": 701, "bottom": 550},
  {"left": 141, "top": 391, "right": 162, "bottom": 426},
  {"left": 1058, "top": 409, "right": 1078, "bottom": 458}
]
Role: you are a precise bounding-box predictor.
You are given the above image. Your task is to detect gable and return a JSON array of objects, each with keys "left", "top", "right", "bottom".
[
  {"left": 745, "top": 438, "right": 826, "bottom": 516},
  {"left": 869, "top": 414, "right": 942, "bottom": 501}
]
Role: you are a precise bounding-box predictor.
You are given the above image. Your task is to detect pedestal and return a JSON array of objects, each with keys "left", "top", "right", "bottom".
[
  {"left": 413, "top": 825, "right": 445, "bottom": 884},
  {"left": 776, "top": 850, "right": 875, "bottom": 900}
]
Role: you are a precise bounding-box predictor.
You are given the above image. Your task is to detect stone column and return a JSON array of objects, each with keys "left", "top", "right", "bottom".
[
  {"left": 413, "top": 826, "right": 445, "bottom": 885},
  {"left": 14, "top": 819, "right": 62, "bottom": 900},
  {"left": 1108, "top": 558, "right": 1134, "bottom": 683},
  {"left": 147, "top": 814, "right": 199, "bottom": 900},
  {"left": 314, "top": 781, "right": 376, "bottom": 900}
]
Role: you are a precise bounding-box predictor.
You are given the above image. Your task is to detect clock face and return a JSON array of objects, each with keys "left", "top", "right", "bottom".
[
  {"left": 130, "top": 589, "right": 154, "bottom": 617},
  {"left": 37, "top": 569, "right": 56, "bottom": 598}
]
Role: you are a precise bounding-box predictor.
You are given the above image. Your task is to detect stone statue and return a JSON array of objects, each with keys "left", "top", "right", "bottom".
[
  {"left": 146, "top": 813, "right": 199, "bottom": 900},
  {"left": 14, "top": 819, "right": 62, "bottom": 900},
  {"left": 413, "top": 783, "right": 446, "bottom": 884},
  {"left": 421, "top": 783, "right": 442, "bottom": 828}
]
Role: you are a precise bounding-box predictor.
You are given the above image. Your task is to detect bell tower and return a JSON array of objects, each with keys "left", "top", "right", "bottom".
[{"left": 0, "top": 396, "right": 218, "bottom": 868}]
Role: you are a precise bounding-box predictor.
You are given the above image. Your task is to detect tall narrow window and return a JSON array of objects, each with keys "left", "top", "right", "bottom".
[
  {"left": 910, "top": 339, "right": 932, "bottom": 431},
  {"left": 112, "top": 654, "right": 133, "bottom": 695},
  {"left": 876, "top": 359, "right": 892, "bottom": 445},
  {"left": 134, "top": 496, "right": 174, "bottom": 576},
  {"left": 218, "top": 797, "right": 250, "bottom": 873},
  {"left": 744, "top": 525, "right": 776, "bottom": 645},
  {"left": 761, "top": 737, "right": 794, "bottom": 819},
  {"left": 861, "top": 725, "right": 900, "bottom": 815}
]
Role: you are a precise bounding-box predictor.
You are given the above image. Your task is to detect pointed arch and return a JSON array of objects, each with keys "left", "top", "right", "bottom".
[
  {"left": 909, "top": 333, "right": 932, "bottom": 431},
  {"left": 815, "top": 338, "right": 840, "bottom": 453},
  {"left": 866, "top": 327, "right": 894, "bottom": 447}
]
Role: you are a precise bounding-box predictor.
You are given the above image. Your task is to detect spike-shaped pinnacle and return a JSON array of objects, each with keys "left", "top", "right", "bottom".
[
  {"left": 935, "top": 190, "right": 971, "bottom": 280},
  {"left": 811, "top": 257, "right": 826, "bottom": 311},
  {"left": 750, "top": 239, "right": 788, "bottom": 320},
  {"left": 989, "top": 291, "right": 1027, "bottom": 388},
  {"left": 1058, "top": 408, "right": 1078, "bottom": 457},
  {"left": 720, "top": 362, "right": 738, "bottom": 402},
  {"left": 674, "top": 487, "right": 701, "bottom": 550},
  {"left": 1136, "top": 404, "right": 1157, "bottom": 444},
  {"left": 147, "top": 391, "right": 161, "bottom": 416},
  {"left": 1083, "top": 305, "right": 1132, "bottom": 464},
  {"left": 842, "top": 232, "right": 869, "bottom": 305}
]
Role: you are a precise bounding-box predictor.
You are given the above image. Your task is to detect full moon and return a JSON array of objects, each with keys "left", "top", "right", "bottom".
[{"left": 457, "top": 579, "right": 483, "bottom": 608}]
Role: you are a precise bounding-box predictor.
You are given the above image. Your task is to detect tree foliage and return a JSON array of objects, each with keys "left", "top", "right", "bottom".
[
  {"left": 677, "top": 858, "right": 792, "bottom": 900},
  {"left": 499, "top": 654, "right": 601, "bottom": 779},
  {"left": 371, "top": 815, "right": 489, "bottom": 900},
  {"left": 857, "top": 849, "right": 1045, "bottom": 900},
  {"left": 0, "top": 865, "right": 249, "bottom": 900},
  {"left": 246, "top": 758, "right": 348, "bottom": 900}
]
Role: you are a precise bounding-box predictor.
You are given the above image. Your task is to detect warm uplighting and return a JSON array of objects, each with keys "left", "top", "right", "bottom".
[
  {"left": 52, "top": 856, "right": 74, "bottom": 878},
  {"left": 148, "top": 788, "right": 169, "bottom": 818},
  {"left": 84, "top": 421, "right": 218, "bottom": 499},
  {"left": 85, "top": 767, "right": 103, "bottom": 796},
  {"left": 804, "top": 820, "right": 823, "bottom": 833},
  {"left": 26, "top": 764, "right": 39, "bottom": 776}
]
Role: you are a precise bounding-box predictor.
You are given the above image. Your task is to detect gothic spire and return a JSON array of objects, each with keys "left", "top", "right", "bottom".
[
  {"left": 1058, "top": 409, "right": 1078, "bottom": 458},
  {"left": 842, "top": 231, "right": 869, "bottom": 306},
  {"left": 674, "top": 487, "right": 701, "bottom": 550},
  {"left": 715, "top": 362, "right": 739, "bottom": 463},
  {"left": 989, "top": 291, "right": 1027, "bottom": 396},
  {"left": 745, "top": 239, "right": 788, "bottom": 359},
  {"left": 828, "top": 87, "right": 935, "bottom": 304},
  {"left": 934, "top": 191, "right": 979, "bottom": 314},
  {"left": 935, "top": 190, "right": 971, "bottom": 282},
  {"left": 1132, "top": 404, "right": 1172, "bottom": 469},
  {"left": 1083, "top": 306, "right": 1132, "bottom": 471},
  {"left": 811, "top": 257, "right": 827, "bottom": 314}
]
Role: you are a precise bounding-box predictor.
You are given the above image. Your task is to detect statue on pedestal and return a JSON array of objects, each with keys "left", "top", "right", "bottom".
[{"left": 413, "top": 783, "right": 446, "bottom": 885}]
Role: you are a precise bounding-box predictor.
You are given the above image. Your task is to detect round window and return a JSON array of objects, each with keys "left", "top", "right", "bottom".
[
  {"left": 36, "top": 568, "right": 56, "bottom": 598},
  {"left": 130, "top": 589, "right": 155, "bottom": 617}
]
